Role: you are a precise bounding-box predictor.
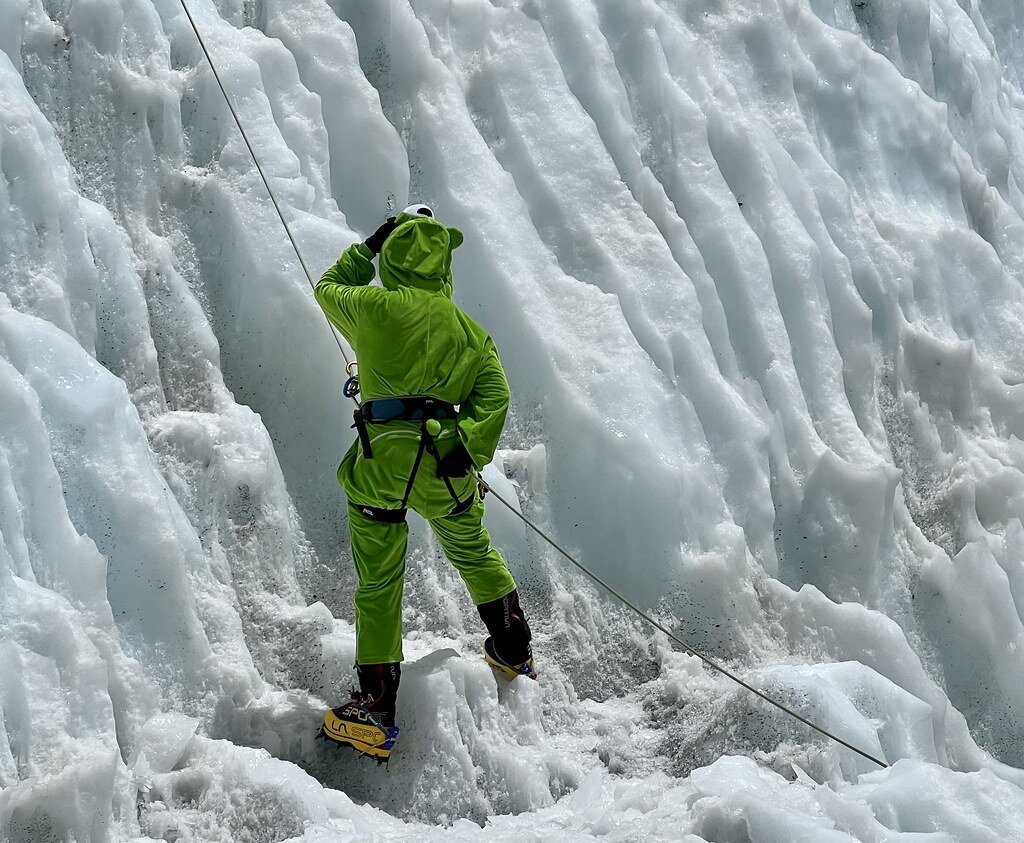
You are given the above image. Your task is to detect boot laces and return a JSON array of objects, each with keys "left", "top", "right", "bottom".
[{"left": 349, "top": 689, "right": 399, "bottom": 751}]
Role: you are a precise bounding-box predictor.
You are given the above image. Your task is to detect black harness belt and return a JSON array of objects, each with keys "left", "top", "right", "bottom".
[
  {"left": 352, "top": 396, "right": 458, "bottom": 460},
  {"left": 351, "top": 502, "right": 408, "bottom": 523},
  {"left": 351, "top": 492, "right": 472, "bottom": 525},
  {"left": 350, "top": 395, "right": 471, "bottom": 524}
]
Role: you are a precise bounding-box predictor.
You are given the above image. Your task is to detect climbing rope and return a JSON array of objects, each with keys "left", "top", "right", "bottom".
[
  {"left": 178, "top": 0, "right": 888, "bottom": 771},
  {"left": 176, "top": 0, "right": 354, "bottom": 374},
  {"left": 479, "top": 480, "right": 887, "bottom": 769}
]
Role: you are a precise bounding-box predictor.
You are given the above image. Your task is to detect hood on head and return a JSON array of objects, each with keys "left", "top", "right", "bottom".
[{"left": 378, "top": 211, "right": 464, "bottom": 296}]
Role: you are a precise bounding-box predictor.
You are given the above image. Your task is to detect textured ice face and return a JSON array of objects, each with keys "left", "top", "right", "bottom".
[{"left": 5, "top": 0, "right": 1024, "bottom": 839}]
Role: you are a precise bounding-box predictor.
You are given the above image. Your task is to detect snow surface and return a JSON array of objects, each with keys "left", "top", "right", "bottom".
[{"left": 4, "top": 0, "right": 1024, "bottom": 839}]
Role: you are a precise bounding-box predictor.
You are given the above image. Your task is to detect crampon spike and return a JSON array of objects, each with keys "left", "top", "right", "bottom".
[
  {"left": 319, "top": 731, "right": 392, "bottom": 765},
  {"left": 356, "top": 747, "right": 391, "bottom": 767}
]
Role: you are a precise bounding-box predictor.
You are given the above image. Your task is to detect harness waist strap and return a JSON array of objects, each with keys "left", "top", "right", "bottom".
[{"left": 358, "top": 396, "right": 458, "bottom": 424}]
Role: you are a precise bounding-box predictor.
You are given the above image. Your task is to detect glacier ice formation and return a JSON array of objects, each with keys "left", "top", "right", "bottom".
[{"left": 4, "top": 0, "right": 1024, "bottom": 840}]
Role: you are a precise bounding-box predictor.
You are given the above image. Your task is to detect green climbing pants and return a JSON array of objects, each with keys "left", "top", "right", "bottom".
[{"left": 348, "top": 494, "right": 517, "bottom": 664}]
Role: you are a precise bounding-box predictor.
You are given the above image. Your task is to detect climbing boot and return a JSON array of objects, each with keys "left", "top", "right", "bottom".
[
  {"left": 478, "top": 590, "right": 536, "bottom": 680},
  {"left": 483, "top": 635, "right": 537, "bottom": 679},
  {"left": 320, "top": 663, "right": 400, "bottom": 761}
]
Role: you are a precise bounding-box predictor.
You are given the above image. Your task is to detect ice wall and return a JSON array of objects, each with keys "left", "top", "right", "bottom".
[{"left": 4, "top": 0, "right": 1024, "bottom": 840}]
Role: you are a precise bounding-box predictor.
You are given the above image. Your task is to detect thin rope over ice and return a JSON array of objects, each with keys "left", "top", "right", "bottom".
[
  {"left": 178, "top": 0, "right": 889, "bottom": 771},
  {"left": 480, "top": 480, "right": 888, "bottom": 769},
  {"left": 176, "top": 0, "right": 353, "bottom": 369}
]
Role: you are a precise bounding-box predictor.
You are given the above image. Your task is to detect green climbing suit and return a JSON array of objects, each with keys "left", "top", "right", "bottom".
[{"left": 315, "top": 212, "right": 517, "bottom": 665}]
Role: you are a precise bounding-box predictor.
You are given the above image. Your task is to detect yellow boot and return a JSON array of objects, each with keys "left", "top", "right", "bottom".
[
  {"left": 320, "top": 694, "right": 399, "bottom": 761},
  {"left": 320, "top": 663, "right": 400, "bottom": 761}
]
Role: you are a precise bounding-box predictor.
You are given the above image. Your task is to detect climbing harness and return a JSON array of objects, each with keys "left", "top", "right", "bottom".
[
  {"left": 351, "top": 502, "right": 407, "bottom": 524},
  {"left": 177, "top": 0, "right": 889, "bottom": 771},
  {"left": 350, "top": 399, "right": 472, "bottom": 524},
  {"left": 352, "top": 396, "right": 458, "bottom": 459}
]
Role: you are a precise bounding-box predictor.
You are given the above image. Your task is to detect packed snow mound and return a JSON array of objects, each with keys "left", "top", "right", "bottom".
[{"left": 4, "top": 0, "right": 1024, "bottom": 839}]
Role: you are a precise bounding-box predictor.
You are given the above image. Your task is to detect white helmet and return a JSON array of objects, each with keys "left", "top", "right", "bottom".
[{"left": 402, "top": 203, "right": 434, "bottom": 218}]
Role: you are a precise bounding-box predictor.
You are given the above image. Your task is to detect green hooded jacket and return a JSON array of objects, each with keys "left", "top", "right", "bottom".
[{"left": 315, "top": 213, "right": 510, "bottom": 495}]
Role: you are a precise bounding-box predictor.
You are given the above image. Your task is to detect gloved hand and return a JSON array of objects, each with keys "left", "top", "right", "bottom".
[
  {"left": 364, "top": 217, "right": 398, "bottom": 255},
  {"left": 436, "top": 443, "right": 475, "bottom": 478}
]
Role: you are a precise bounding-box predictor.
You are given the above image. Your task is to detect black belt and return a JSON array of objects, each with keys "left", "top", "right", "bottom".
[
  {"left": 351, "top": 493, "right": 473, "bottom": 525},
  {"left": 353, "top": 396, "right": 458, "bottom": 459},
  {"left": 350, "top": 502, "right": 407, "bottom": 523}
]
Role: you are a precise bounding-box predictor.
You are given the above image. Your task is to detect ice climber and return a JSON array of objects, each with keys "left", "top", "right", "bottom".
[{"left": 314, "top": 204, "right": 536, "bottom": 761}]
